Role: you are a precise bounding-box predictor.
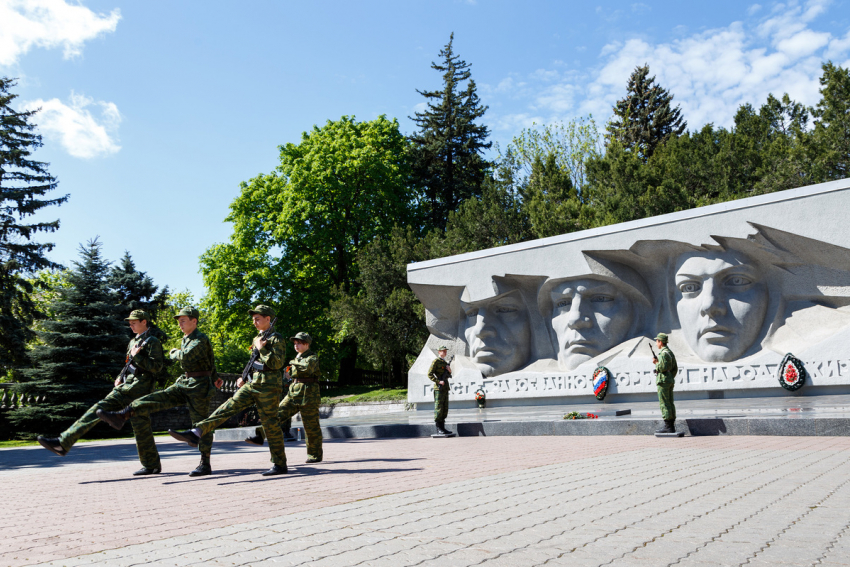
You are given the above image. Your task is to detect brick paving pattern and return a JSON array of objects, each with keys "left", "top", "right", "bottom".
[{"left": 4, "top": 435, "right": 850, "bottom": 566}]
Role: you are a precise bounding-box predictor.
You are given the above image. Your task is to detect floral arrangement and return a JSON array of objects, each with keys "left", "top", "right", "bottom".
[
  {"left": 592, "top": 366, "right": 611, "bottom": 401},
  {"left": 474, "top": 390, "right": 485, "bottom": 401},
  {"left": 778, "top": 353, "right": 807, "bottom": 392},
  {"left": 563, "top": 411, "right": 599, "bottom": 420}
]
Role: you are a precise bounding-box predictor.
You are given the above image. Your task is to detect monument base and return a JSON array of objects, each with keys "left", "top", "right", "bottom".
[{"left": 655, "top": 431, "right": 685, "bottom": 438}]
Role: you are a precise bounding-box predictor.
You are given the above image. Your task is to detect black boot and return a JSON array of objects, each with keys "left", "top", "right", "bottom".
[
  {"left": 37, "top": 436, "right": 67, "bottom": 457},
  {"left": 189, "top": 452, "right": 211, "bottom": 476},
  {"left": 169, "top": 429, "right": 200, "bottom": 447},
  {"left": 656, "top": 420, "right": 676, "bottom": 434},
  {"left": 97, "top": 406, "right": 133, "bottom": 430},
  {"left": 261, "top": 463, "right": 288, "bottom": 476},
  {"left": 244, "top": 435, "right": 265, "bottom": 446},
  {"left": 133, "top": 466, "right": 161, "bottom": 476}
]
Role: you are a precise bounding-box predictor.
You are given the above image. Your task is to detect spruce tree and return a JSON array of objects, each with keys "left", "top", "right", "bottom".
[
  {"left": 107, "top": 251, "right": 169, "bottom": 328},
  {"left": 0, "top": 77, "right": 68, "bottom": 376},
  {"left": 410, "top": 33, "right": 491, "bottom": 230},
  {"left": 9, "top": 239, "right": 127, "bottom": 437},
  {"left": 606, "top": 65, "right": 686, "bottom": 161},
  {"left": 810, "top": 62, "right": 850, "bottom": 182}
]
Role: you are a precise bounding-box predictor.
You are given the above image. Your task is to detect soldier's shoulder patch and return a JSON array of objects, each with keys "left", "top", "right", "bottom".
[{"left": 592, "top": 366, "right": 611, "bottom": 401}]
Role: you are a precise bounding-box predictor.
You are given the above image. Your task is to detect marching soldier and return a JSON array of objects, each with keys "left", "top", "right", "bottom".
[
  {"left": 97, "top": 307, "right": 220, "bottom": 476},
  {"left": 169, "top": 305, "right": 289, "bottom": 476},
  {"left": 37, "top": 310, "right": 165, "bottom": 475},
  {"left": 653, "top": 333, "right": 679, "bottom": 434},
  {"left": 246, "top": 332, "right": 323, "bottom": 463},
  {"left": 428, "top": 346, "right": 453, "bottom": 436}
]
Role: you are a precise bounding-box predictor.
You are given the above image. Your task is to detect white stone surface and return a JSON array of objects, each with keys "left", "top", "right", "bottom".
[{"left": 408, "top": 178, "right": 850, "bottom": 403}]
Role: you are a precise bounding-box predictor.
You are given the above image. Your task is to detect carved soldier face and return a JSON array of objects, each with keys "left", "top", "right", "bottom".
[
  {"left": 675, "top": 251, "right": 767, "bottom": 362},
  {"left": 462, "top": 290, "right": 531, "bottom": 377},
  {"left": 549, "top": 278, "right": 634, "bottom": 370}
]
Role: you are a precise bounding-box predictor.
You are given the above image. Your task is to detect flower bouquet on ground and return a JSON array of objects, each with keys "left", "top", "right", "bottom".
[
  {"left": 474, "top": 388, "right": 486, "bottom": 408},
  {"left": 563, "top": 411, "right": 599, "bottom": 420}
]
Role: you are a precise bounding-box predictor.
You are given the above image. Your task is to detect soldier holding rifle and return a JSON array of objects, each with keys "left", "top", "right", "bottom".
[
  {"left": 428, "top": 346, "right": 454, "bottom": 436},
  {"left": 169, "top": 305, "right": 289, "bottom": 476},
  {"left": 650, "top": 333, "right": 679, "bottom": 434},
  {"left": 98, "top": 307, "right": 220, "bottom": 476},
  {"left": 37, "top": 310, "right": 165, "bottom": 475}
]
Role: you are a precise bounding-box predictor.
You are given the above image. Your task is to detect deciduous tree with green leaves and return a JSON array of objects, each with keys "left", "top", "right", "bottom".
[{"left": 201, "top": 115, "right": 417, "bottom": 382}]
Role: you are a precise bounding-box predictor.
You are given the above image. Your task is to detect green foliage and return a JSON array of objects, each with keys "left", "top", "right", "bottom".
[
  {"left": 9, "top": 239, "right": 127, "bottom": 437},
  {"left": 410, "top": 33, "right": 491, "bottom": 230},
  {"left": 606, "top": 64, "right": 686, "bottom": 161},
  {"left": 321, "top": 387, "right": 407, "bottom": 404},
  {"left": 201, "top": 115, "right": 417, "bottom": 380},
  {"left": 524, "top": 152, "right": 594, "bottom": 238},
  {"left": 810, "top": 61, "right": 850, "bottom": 182},
  {"left": 0, "top": 77, "right": 68, "bottom": 375}
]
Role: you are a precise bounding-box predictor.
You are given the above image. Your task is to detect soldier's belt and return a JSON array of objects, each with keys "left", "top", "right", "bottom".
[
  {"left": 292, "top": 378, "right": 318, "bottom": 384},
  {"left": 185, "top": 371, "right": 212, "bottom": 378}
]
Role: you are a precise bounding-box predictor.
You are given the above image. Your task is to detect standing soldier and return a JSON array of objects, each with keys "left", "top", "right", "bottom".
[
  {"left": 169, "top": 305, "right": 289, "bottom": 476},
  {"left": 97, "top": 307, "right": 220, "bottom": 476},
  {"left": 429, "top": 346, "right": 454, "bottom": 436},
  {"left": 245, "top": 332, "right": 323, "bottom": 463},
  {"left": 652, "top": 333, "right": 678, "bottom": 434},
  {"left": 37, "top": 310, "right": 165, "bottom": 476}
]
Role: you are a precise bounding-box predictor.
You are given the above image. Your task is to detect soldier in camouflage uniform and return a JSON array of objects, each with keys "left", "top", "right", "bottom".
[
  {"left": 169, "top": 305, "right": 289, "bottom": 476},
  {"left": 428, "top": 346, "right": 453, "bottom": 435},
  {"left": 652, "top": 333, "right": 678, "bottom": 434},
  {"left": 37, "top": 310, "right": 165, "bottom": 475},
  {"left": 98, "top": 307, "right": 220, "bottom": 476},
  {"left": 247, "top": 331, "right": 323, "bottom": 463}
]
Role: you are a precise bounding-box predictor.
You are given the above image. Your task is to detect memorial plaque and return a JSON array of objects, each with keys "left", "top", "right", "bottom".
[{"left": 407, "top": 178, "right": 850, "bottom": 404}]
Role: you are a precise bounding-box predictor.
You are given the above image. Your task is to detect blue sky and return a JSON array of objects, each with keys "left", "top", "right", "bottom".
[{"left": 2, "top": 0, "right": 849, "bottom": 299}]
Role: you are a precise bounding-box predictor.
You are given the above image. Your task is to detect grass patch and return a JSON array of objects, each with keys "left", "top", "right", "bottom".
[
  {"left": 320, "top": 385, "right": 407, "bottom": 405},
  {"left": 0, "top": 431, "right": 173, "bottom": 449}
]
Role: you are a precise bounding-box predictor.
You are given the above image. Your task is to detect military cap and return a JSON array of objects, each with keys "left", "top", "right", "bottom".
[
  {"left": 289, "top": 331, "right": 312, "bottom": 343},
  {"left": 437, "top": 345, "right": 449, "bottom": 351},
  {"left": 174, "top": 306, "right": 200, "bottom": 319},
  {"left": 248, "top": 304, "right": 275, "bottom": 318},
  {"left": 125, "top": 309, "right": 151, "bottom": 322},
  {"left": 654, "top": 333, "right": 669, "bottom": 344}
]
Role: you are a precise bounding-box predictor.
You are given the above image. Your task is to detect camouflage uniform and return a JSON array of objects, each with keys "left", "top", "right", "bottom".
[
  {"left": 428, "top": 354, "right": 451, "bottom": 426},
  {"left": 655, "top": 342, "right": 678, "bottom": 422},
  {"left": 194, "top": 329, "right": 288, "bottom": 467},
  {"left": 129, "top": 327, "right": 218, "bottom": 454},
  {"left": 58, "top": 325, "right": 164, "bottom": 469},
  {"left": 257, "top": 336, "right": 322, "bottom": 461}
]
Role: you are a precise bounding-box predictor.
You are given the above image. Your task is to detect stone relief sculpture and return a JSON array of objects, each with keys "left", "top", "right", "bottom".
[{"left": 406, "top": 181, "right": 850, "bottom": 404}]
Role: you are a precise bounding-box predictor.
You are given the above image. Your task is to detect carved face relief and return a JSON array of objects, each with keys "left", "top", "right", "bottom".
[
  {"left": 550, "top": 278, "right": 634, "bottom": 370},
  {"left": 463, "top": 290, "right": 531, "bottom": 376},
  {"left": 674, "top": 251, "right": 768, "bottom": 362}
]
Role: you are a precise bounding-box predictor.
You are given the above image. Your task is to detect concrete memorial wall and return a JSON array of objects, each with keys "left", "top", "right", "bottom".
[{"left": 406, "top": 178, "right": 850, "bottom": 406}]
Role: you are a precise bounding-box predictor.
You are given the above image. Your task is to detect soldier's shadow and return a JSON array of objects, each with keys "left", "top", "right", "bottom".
[
  {"left": 79, "top": 472, "right": 186, "bottom": 484},
  {"left": 214, "top": 465, "right": 423, "bottom": 485}
]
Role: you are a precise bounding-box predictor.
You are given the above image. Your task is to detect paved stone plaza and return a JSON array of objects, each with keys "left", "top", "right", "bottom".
[{"left": 4, "top": 434, "right": 850, "bottom": 566}]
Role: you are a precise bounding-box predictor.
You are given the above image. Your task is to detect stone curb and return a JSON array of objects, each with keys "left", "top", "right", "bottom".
[{"left": 213, "top": 416, "right": 850, "bottom": 441}]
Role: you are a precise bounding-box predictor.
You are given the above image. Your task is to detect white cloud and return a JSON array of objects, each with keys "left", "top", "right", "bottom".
[
  {"left": 22, "top": 92, "right": 122, "bottom": 159},
  {"left": 0, "top": 0, "right": 120, "bottom": 67}
]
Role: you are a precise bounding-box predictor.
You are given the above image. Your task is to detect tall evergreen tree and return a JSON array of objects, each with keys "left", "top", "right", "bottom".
[
  {"left": 107, "top": 251, "right": 169, "bottom": 327},
  {"left": 810, "top": 62, "right": 850, "bottom": 182},
  {"left": 410, "top": 33, "right": 491, "bottom": 230},
  {"left": 9, "top": 239, "right": 127, "bottom": 437},
  {"left": 606, "top": 65, "right": 686, "bottom": 161},
  {"left": 0, "top": 77, "right": 68, "bottom": 376}
]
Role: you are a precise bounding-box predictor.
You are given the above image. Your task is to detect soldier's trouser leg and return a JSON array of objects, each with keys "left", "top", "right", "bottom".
[
  {"left": 254, "top": 384, "right": 286, "bottom": 467},
  {"left": 195, "top": 384, "right": 255, "bottom": 436},
  {"left": 257, "top": 395, "right": 296, "bottom": 442},
  {"left": 657, "top": 383, "right": 676, "bottom": 421},
  {"left": 131, "top": 382, "right": 190, "bottom": 417},
  {"left": 59, "top": 388, "right": 131, "bottom": 451},
  {"left": 434, "top": 387, "right": 449, "bottom": 423},
  {"left": 182, "top": 377, "right": 216, "bottom": 454},
  {"left": 299, "top": 399, "right": 322, "bottom": 460}
]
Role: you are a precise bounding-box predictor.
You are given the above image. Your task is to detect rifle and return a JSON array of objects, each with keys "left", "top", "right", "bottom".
[
  {"left": 241, "top": 316, "right": 278, "bottom": 383},
  {"left": 439, "top": 355, "right": 454, "bottom": 391},
  {"left": 118, "top": 328, "right": 153, "bottom": 384},
  {"left": 647, "top": 340, "right": 658, "bottom": 375}
]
